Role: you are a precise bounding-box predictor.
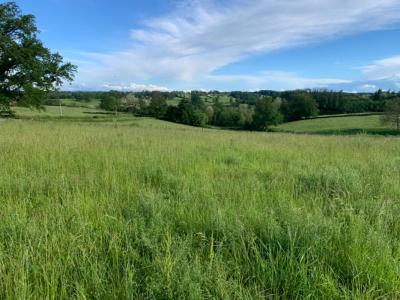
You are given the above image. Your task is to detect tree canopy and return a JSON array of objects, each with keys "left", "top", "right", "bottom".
[
  {"left": 381, "top": 98, "right": 400, "bottom": 131},
  {"left": 0, "top": 1, "right": 76, "bottom": 112},
  {"left": 280, "top": 92, "right": 319, "bottom": 121},
  {"left": 251, "top": 98, "right": 282, "bottom": 130},
  {"left": 99, "top": 92, "right": 121, "bottom": 112}
]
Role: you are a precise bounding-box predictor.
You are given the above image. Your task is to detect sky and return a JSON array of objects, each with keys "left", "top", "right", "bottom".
[{"left": 11, "top": 0, "right": 400, "bottom": 92}]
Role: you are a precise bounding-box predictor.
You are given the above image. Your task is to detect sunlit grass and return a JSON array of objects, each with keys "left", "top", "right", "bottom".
[
  {"left": 14, "top": 105, "right": 107, "bottom": 118},
  {"left": 275, "top": 114, "right": 399, "bottom": 135},
  {"left": 12, "top": 106, "right": 194, "bottom": 130},
  {"left": 1, "top": 119, "right": 400, "bottom": 298}
]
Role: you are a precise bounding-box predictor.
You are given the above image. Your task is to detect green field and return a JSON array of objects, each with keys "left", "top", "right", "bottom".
[
  {"left": 12, "top": 106, "right": 194, "bottom": 130},
  {"left": 167, "top": 95, "right": 233, "bottom": 107},
  {"left": 15, "top": 105, "right": 108, "bottom": 119},
  {"left": 275, "top": 114, "right": 400, "bottom": 135},
  {"left": 55, "top": 98, "right": 100, "bottom": 109},
  {"left": 1, "top": 112, "right": 400, "bottom": 298}
]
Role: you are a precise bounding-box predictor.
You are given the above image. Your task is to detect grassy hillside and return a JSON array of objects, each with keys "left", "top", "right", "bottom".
[
  {"left": 275, "top": 114, "right": 400, "bottom": 135},
  {"left": 1, "top": 119, "right": 400, "bottom": 298},
  {"left": 12, "top": 106, "right": 193, "bottom": 131},
  {"left": 15, "top": 105, "right": 109, "bottom": 119},
  {"left": 166, "top": 94, "right": 234, "bottom": 107},
  {"left": 54, "top": 98, "right": 100, "bottom": 109}
]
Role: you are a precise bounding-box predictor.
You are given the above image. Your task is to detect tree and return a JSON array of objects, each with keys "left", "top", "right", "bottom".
[
  {"left": 148, "top": 91, "right": 168, "bottom": 118},
  {"left": 172, "top": 97, "right": 208, "bottom": 127},
  {"left": 177, "top": 98, "right": 191, "bottom": 124},
  {"left": 0, "top": 2, "right": 76, "bottom": 112},
  {"left": 190, "top": 110, "right": 208, "bottom": 127},
  {"left": 381, "top": 98, "right": 400, "bottom": 131},
  {"left": 281, "top": 92, "right": 319, "bottom": 121},
  {"left": 190, "top": 91, "right": 206, "bottom": 111},
  {"left": 237, "top": 104, "right": 253, "bottom": 128},
  {"left": 373, "top": 89, "right": 384, "bottom": 102},
  {"left": 205, "top": 105, "right": 214, "bottom": 121},
  {"left": 165, "top": 105, "right": 180, "bottom": 122},
  {"left": 211, "top": 99, "right": 224, "bottom": 125},
  {"left": 219, "top": 107, "right": 240, "bottom": 127},
  {"left": 251, "top": 98, "right": 282, "bottom": 130},
  {"left": 99, "top": 93, "right": 121, "bottom": 112},
  {"left": 120, "top": 93, "right": 140, "bottom": 113}
]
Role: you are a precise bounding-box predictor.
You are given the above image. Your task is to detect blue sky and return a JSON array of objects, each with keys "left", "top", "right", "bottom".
[{"left": 12, "top": 0, "right": 400, "bottom": 92}]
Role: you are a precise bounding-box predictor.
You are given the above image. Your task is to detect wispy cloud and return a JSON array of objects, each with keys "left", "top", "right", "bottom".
[
  {"left": 314, "top": 56, "right": 400, "bottom": 92},
  {"left": 361, "top": 55, "right": 400, "bottom": 82},
  {"left": 206, "top": 71, "right": 351, "bottom": 90},
  {"left": 102, "top": 83, "right": 170, "bottom": 92},
  {"left": 70, "top": 0, "right": 400, "bottom": 90}
]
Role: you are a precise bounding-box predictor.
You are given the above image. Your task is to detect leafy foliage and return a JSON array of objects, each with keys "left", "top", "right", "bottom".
[
  {"left": 280, "top": 92, "right": 319, "bottom": 121},
  {"left": 251, "top": 97, "right": 282, "bottom": 130},
  {"left": 38, "top": 89, "right": 400, "bottom": 131},
  {"left": 148, "top": 91, "right": 168, "bottom": 118},
  {"left": 0, "top": 2, "right": 76, "bottom": 111},
  {"left": 99, "top": 92, "right": 121, "bottom": 112}
]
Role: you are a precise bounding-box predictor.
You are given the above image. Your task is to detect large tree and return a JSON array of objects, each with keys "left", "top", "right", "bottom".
[
  {"left": 99, "top": 93, "right": 121, "bottom": 112},
  {"left": 281, "top": 92, "right": 319, "bottom": 121},
  {"left": 0, "top": 2, "right": 76, "bottom": 112},
  {"left": 251, "top": 97, "right": 282, "bottom": 131},
  {"left": 148, "top": 91, "right": 168, "bottom": 118},
  {"left": 190, "top": 91, "right": 206, "bottom": 111}
]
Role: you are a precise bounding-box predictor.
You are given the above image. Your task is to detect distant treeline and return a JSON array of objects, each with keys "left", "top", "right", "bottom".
[
  {"left": 233, "top": 89, "right": 393, "bottom": 114},
  {"left": 47, "top": 89, "right": 399, "bottom": 130},
  {"left": 46, "top": 91, "right": 106, "bottom": 102}
]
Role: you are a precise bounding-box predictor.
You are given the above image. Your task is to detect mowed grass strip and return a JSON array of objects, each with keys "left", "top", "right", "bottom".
[{"left": 0, "top": 120, "right": 400, "bottom": 298}]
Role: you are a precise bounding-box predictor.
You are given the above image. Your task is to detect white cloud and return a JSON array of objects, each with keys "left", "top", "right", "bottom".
[
  {"left": 360, "top": 83, "right": 378, "bottom": 91},
  {"left": 206, "top": 71, "right": 351, "bottom": 90},
  {"left": 361, "top": 84, "right": 377, "bottom": 89},
  {"left": 102, "top": 83, "right": 170, "bottom": 92},
  {"left": 70, "top": 0, "right": 400, "bottom": 89},
  {"left": 362, "top": 56, "right": 400, "bottom": 81},
  {"left": 312, "top": 65, "right": 400, "bottom": 92}
]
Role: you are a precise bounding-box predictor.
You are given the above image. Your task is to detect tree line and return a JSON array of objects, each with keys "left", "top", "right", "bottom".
[{"left": 92, "top": 89, "right": 400, "bottom": 130}]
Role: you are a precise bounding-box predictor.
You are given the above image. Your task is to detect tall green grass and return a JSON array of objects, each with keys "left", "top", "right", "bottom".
[{"left": 1, "top": 120, "right": 400, "bottom": 298}]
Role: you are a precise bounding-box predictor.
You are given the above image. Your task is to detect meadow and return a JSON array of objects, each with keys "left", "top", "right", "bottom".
[
  {"left": 15, "top": 105, "right": 108, "bottom": 119},
  {"left": 275, "top": 114, "right": 400, "bottom": 136},
  {"left": 166, "top": 94, "right": 234, "bottom": 107},
  {"left": 1, "top": 110, "right": 400, "bottom": 299}
]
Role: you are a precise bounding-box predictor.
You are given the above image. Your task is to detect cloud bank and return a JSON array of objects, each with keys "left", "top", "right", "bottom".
[
  {"left": 70, "top": 0, "right": 400, "bottom": 90},
  {"left": 206, "top": 71, "right": 352, "bottom": 91},
  {"left": 103, "top": 83, "right": 170, "bottom": 92}
]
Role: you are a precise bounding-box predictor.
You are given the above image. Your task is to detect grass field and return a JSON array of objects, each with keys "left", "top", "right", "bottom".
[
  {"left": 275, "top": 114, "right": 400, "bottom": 135},
  {"left": 15, "top": 105, "right": 109, "bottom": 119},
  {"left": 167, "top": 95, "right": 233, "bottom": 107},
  {"left": 12, "top": 106, "right": 193, "bottom": 130},
  {"left": 56, "top": 98, "right": 100, "bottom": 109},
  {"left": 1, "top": 115, "right": 400, "bottom": 298}
]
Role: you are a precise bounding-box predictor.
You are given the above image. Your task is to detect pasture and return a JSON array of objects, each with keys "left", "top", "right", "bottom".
[
  {"left": 275, "top": 114, "right": 400, "bottom": 135},
  {"left": 1, "top": 116, "right": 400, "bottom": 298}
]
